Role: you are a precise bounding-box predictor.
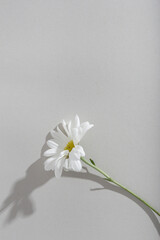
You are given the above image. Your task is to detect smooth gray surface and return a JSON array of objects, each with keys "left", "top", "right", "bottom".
[{"left": 0, "top": 0, "right": 160, "bottom": 239}]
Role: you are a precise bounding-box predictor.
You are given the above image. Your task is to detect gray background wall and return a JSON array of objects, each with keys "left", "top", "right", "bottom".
[{"left": 0, "top": 0, "right": 160, "bottom": 239}]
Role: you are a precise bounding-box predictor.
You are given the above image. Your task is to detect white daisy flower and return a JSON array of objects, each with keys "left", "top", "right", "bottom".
[{"left": 44, "top": 115, "right": 94, "bottom": 178}]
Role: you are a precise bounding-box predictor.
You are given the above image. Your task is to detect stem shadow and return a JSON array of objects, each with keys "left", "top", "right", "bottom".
[{"left": 62, "top": 169, "right": 160, "bottom": 235}]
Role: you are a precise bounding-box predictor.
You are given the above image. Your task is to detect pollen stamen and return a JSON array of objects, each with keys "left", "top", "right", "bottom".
[{"left": 64, "top": 140, "right": 75, "bottom": 152}]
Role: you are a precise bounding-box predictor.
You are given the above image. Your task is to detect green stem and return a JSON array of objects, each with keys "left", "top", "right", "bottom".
[{"left": 81, "top": 157, "right": 160, "bottom": 217}]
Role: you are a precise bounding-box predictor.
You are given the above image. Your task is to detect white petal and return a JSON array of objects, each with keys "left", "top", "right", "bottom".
[
  {"left": 63, "top": 158, "right": 69, "bottom": 170},
  {"left": 59, "top": 150, "right": 69, "bottom": 157},
  {"left": 50, "top": 129, "right": 66, "bottom": 147},
  {"left": 62, "top": 120, "right": 70, "bottom": 137},
  {"left": 71, "top": 115, "right": 80, "bottom": 129},
  {"left": 67, "top": 121, "right": 72, "bottom": 137},
  {"left": 44, "top": 150, "right": 68, "bottom": 171},
  {"left": 43, "top": 148, "right": 57, "bottom": 157},
  {"left": 44, "top": 157, "right": 56, "bottom": 171},
  {"left": 69, "top": 148, "right": 78, "bottom": 160},
  {"left": 70, "top": 159, "right": 82, "bottom": 172},
  {"left": 68, "top": 145, "right": 85, "bottom": 172},
  {"left": 47, "top": 140, "right": 58, "bottom": 149},
  {"left": 74, "top": 115, "right": 80, "bottom": 128},
  {"left": 52, "top": 150, "right": 69, "bottom": 177},
  {"left": 57, "top": 126, "right": 69, "bottom": 143},
  {"left": 78, "top": 122, "right": 94, "bottom": 142},
  {"left": 71, "top": 128, "right": 79, "bottom": 145},
  {"left": 74, "top": 145, "right": 85, "bottom": 157},
  {"left": 55, "top": 157, "right": 65, "bottom": 178},
  {"left": 81, "top": 122, "right": 94, "bottom": 131},
  {"left": 50, "top": 129, "right": 56, "bottom": 138},
  {"left": 69, "top": 145, "right": 85, "bottom": 160}
]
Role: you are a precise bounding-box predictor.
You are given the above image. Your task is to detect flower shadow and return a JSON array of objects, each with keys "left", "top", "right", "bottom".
[
  {"left": 0, "top": 132, "right": 159, "bottom": 235},
  {"left": 0, "top": 133, "right": 54, "bottom": 225}
]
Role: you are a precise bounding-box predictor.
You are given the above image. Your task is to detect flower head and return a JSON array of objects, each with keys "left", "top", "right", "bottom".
[{"left": 44, "top": 115, "right": 94, "bottom": 178}]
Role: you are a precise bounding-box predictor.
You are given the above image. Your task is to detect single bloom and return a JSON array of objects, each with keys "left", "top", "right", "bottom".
[{"left": 44, "top": 115, "right": 94, "bottom": 178}]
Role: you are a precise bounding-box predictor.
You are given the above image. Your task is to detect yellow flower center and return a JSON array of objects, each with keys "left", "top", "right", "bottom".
[{"left": 64, "top": 140, "right": 75, "bottom": 152}]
